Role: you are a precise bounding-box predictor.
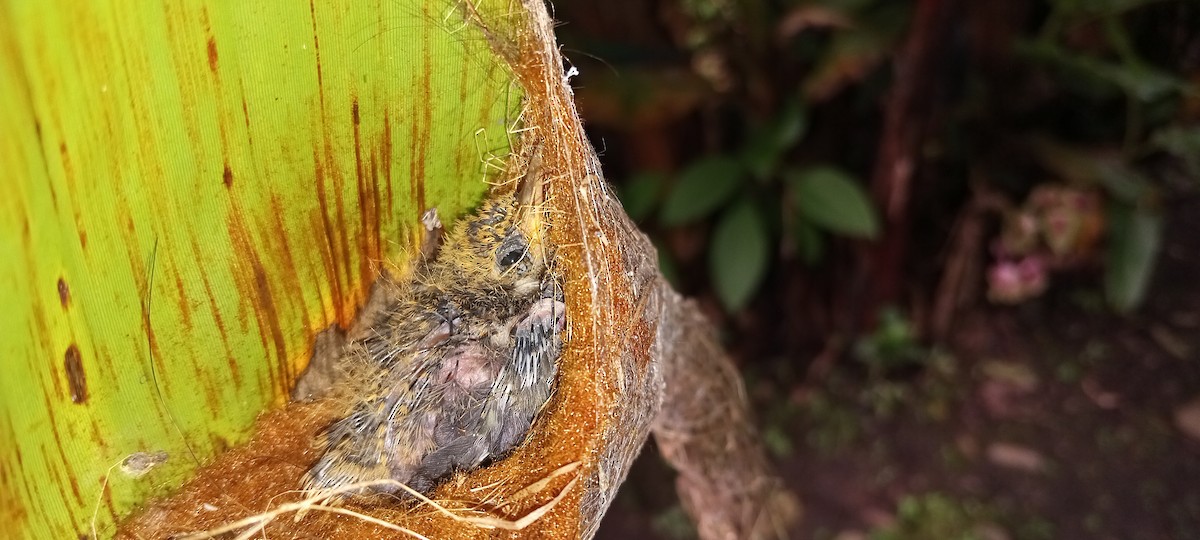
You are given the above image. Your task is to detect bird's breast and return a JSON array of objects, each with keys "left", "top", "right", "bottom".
[{"left": 436, "top": 343, "right": 500, "bottom": 393}]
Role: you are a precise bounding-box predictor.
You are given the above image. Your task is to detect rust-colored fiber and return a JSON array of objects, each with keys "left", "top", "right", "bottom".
[
  {"left": 118, "top": 1, "right": 796, "bottom": 538},
  {"left": 119, "top": 402, "right": 336, "bottom": 538}
]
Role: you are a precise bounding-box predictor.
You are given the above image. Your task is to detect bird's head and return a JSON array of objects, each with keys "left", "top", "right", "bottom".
[{"left": 438, "top": 163, "right": 551, "bottom": 297}]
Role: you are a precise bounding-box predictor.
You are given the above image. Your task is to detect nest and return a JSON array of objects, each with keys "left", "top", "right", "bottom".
[{"left": 117, "top": 0, "right": 795, "bottom": 538}]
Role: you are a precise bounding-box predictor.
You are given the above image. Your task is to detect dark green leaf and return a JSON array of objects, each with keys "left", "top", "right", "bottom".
[
  {"left": 741, "top": 101, "right": 809, "bottom": 181},
  {"left": 1151, "top": 125, "right": 1200, "bottom": 178},
  {"left": 822, "top": 0, "right": 876, "bottom": 12},
  {"left": 788, "top": 166, "right": 880, "bottom": 239},
  {"left": 1029, "top": 138, "right": 1151, "bottom": 203},
  {"left": 803, "top": 29, "right": 889, "bottom": 102},
  {"left": 1093, "top": 158, "right": 1154, "bottom": 203},
  {"left": 1016, "top": 40, "right": 1188, "bottom": 102},
  {"left": 709, "top": 198, "right": 770, "bottom": 311},
  {"left": 1050, "top": 0, "right": 1173, "bottom": 16},
  {"left": 793, "top": 218, "right": 826, "bottom": 265},
  {"left": 1105, "top": 203, "right": 1163, "bottom": 312},
  {"left": 660, "top": 156, "right": 744, "bottom": 225},
  {"left": 775, "top": 100, "right": 808, "bottom": 149},
  {"left": 742, "top": 133, "right": 781, "bottom": 182},
  {"left": 1101, "top": 63, "right": 1185, "bottom": 102},
  {"left": 619, "top": 171, "right": 666, "bottom": 222},
  {"left": 763, "top": 426, "right": 794, "bottom": 458}
]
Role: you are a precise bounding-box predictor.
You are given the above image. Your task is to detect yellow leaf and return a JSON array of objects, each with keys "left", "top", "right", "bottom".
[{"left": 0, "top": 1, "right": 519, "bottom": 537}]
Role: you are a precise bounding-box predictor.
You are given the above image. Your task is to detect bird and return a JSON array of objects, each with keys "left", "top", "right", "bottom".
[{"left": 300, "top": 181, "right": 564, "bottom": 499}]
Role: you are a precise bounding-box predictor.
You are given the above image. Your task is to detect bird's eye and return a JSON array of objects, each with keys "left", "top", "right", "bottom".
[
  {"left": 496, "top": 235, "right": 528, "bottom": 271},
  {"left": 499, "top": 249, "right": 523, "bottom": 269}
]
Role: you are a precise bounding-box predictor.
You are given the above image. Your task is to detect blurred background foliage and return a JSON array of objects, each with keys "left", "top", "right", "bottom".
[
  {"left": 557, "top": 0, "right": 1200, "bottom": 538},
  {"left": 560, "top": 0, "right": 1197, "bottom": 337}
]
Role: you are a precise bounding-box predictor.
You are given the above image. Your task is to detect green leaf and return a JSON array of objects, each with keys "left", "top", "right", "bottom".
[
  {"left": 709, "top": 198, "right": 770, "bottom": 311},
  {"left": 660, "top": 156, "right": 745, "bottom": 225},
  {"left": 788, "top": 166, "right": 880, "bottom": 239},
  {"left": 803, "top": 28, "right": 889, "bottom": 101},
  {"left": 1105, "top": 203, "right": 1163, "bottom": 312},
  {"left": 1100, "top": 62, "right": 1185, "bottom": 102},
  {"left": 1151, "top": 125, "right": 1200, "bottom": 178},
  {"left": 620, "top": 171, "right": 666, "bottom": 222},
  {"left": 763, "top": 426, "right": 795, "bottom": 458},
  {"left": 774, "top": 100, "right": 808, "bottom": 149},
  {"left": 1050, "top": 0, "right": 1172, "bottom": 16},
  {"left": 1, "top": 1, "right": 517, "bottom": 537},
  {"left": 742, "top": 133, "right": 781, "bottom": 181},
  {"left": 1028, "top": 138, "right": 1152, "bottom": 202},
  {"left": 741, "top": 101, "right": 808, "bottom": 180},
  {"left": 1093, "top": 158, "right": 1154, "bottom": 203},
  {"left": 1016, "top": 40, "right": 1189, "bottom": 102},
  {"left": 793, "top": 218, "right": 826, "bottom": 265}
]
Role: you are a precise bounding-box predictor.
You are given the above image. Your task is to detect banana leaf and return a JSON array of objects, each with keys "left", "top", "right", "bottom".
[{"left": 0, "top": 1, "right": 519, "bottom": 537}]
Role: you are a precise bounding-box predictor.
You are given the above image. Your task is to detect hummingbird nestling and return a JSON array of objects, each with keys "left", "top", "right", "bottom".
[{"left": 299, "top": 182, "right": 564, "bottom": 498}]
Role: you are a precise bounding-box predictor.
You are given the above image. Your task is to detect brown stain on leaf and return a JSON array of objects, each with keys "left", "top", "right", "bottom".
[
  {"left": 308, "top": 0, "right": 325, "bottom": 109},
  {"left": 51, "top": 142, "right": 72, "bottom": 207},
  {"left": 41, "top": 394, "right": 85, "bottom": 509},
  {"left": 63, "top": 344, "right": 87, "bottom": 404},
  {"left": 226, "top": 213, "right": 291, "bottom": 394},
  {"left": 101, "top": 478, "right": 119, "bottom": 527},
  {"left": 315, "top": 135, "right": 356, "bottom": 327},
  {"left": 311, "top": 154, "right": 346, "bottom": 322},
  {"left": 168, "top": 253, "right": 194, "bottom": 334},
  {"left": 56, "top": 277, "right": 70, "bottom": 308},
  {"left": 42, "top": 452, "right": 81, "bottom": 528},
  {"left": 239, "top": 93, "right": 252, "bottom": 140},
  {"left": 381, "top": 111, "right": 395, "bottom": 230},
  {"left": 368, "top": 149, "right": 384, "bottom": 270},
  {"left": 222, "top": 163, "right": 233, "bottom": 188},
  {"left": 407, "top": 110, "right": 426, "bottom": 215},
  {"left": 350, "top": 97, "right": 381, "bottom": 283},
  {"left": 417, "top": 37, "right": 432, "bottom": 213},
  {"left": 205, "top": 37, "right": 219, "bottom": 73},
  {"left": 266, "top": 195, "right": 314, "bottom": 340},
  {"left": 210, "top": 435, "right": 230, "bottom": 454},
  {"left": 405, "top": 21, "right": 432, "bottom": 217},
  {"left": 202, "top": 6, "right": 219, "bottom": 78},
  {"left": 206, "top": 37, "right": 218, "bottom": 74},
  {"left": 0, "top": 481, "right": 26, "bottom": 534},
  {"left": 312, "top": 151, "right": 350, "bottom": 326},
  {"left": 190, "top": 234, "right": 242, "bottom": 387}
]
